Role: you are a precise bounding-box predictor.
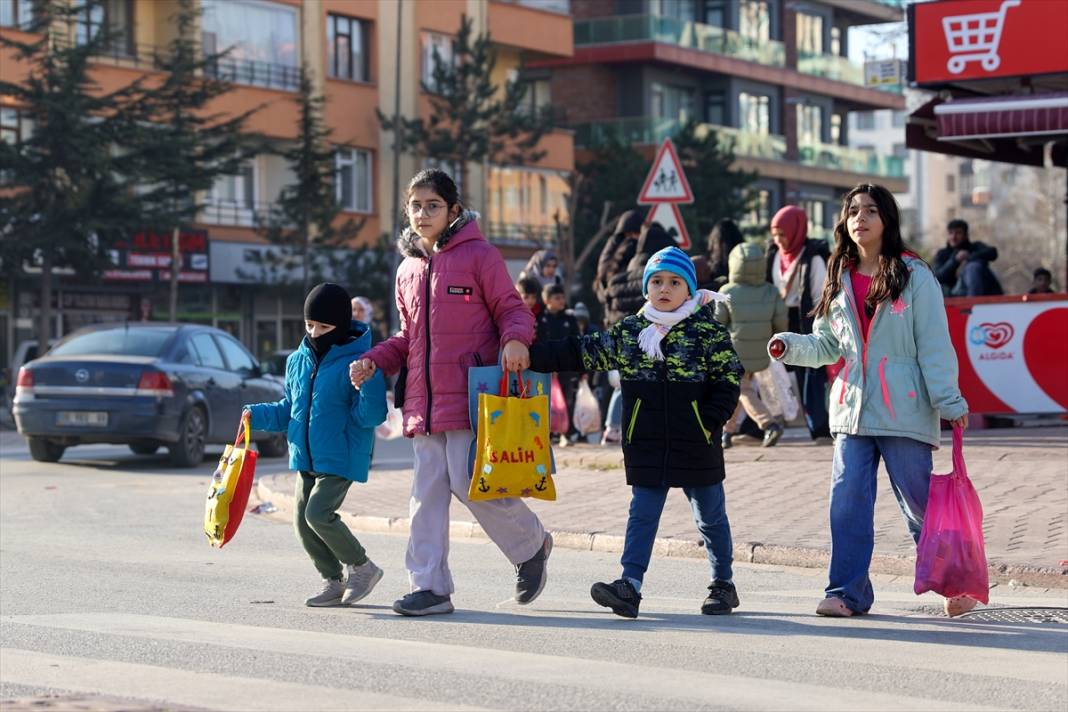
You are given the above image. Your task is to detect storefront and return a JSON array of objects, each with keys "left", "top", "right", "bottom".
[{"left": 907, "top": 0, "right": 1068, "bottom": 416}]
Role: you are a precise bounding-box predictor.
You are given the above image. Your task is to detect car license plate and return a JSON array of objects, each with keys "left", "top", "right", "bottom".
[{"left": 56, "top": 411, "right": 108, "bottom": 427}]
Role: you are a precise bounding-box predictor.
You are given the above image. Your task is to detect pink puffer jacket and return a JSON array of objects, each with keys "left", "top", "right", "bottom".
[{"left": 364, "top": 214, "right": 534, "bottom": 436}]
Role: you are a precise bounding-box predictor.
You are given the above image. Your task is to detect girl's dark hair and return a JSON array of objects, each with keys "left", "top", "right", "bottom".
[
  {"left": 813, "top": 183, "right": 910, "bottom": 319},
  {"left": 707, "top": 219, "right": 744, "bottom": 275},
  {"left": 406, "top": 168, "right": 461, "bottom": 208}
]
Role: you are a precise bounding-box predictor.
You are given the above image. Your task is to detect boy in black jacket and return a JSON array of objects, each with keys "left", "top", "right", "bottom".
[
  {"left": 530, "top": 247, "right": 743, "bottom": 618},
  {"left": 537, "top": 284, "right": 581, "bottom": 444}
]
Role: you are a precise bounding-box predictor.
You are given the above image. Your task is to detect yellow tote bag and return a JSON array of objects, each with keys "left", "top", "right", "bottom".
[
  {"left": 204, "top": 415, "right": 258, "bottom": 548},
  {"left": 469, "top": 371, "right": 555, "bottom": 502}
]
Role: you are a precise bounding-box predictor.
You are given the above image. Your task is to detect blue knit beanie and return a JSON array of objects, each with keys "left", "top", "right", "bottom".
[{"left": 643, "top": 246, "right": 697, "bottom": 297}]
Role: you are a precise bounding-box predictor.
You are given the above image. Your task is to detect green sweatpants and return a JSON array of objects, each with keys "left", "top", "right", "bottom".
[{"left": 295, "top": 471, "right": 368, "bottom": 580}]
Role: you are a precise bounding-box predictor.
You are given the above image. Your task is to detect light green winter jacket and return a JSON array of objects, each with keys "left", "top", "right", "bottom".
[
  {"left": 775, "top": 255, "right": 967, "bottom": 447},
  {"left": 714, "top": 243, "right": 787, "bottom": 372}
]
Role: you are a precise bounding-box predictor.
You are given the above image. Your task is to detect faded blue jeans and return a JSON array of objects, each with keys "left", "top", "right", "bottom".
[
  {"left": 827, "top": 434, "right": 933, "bottom": 613},
  {"left": 607, "top": 386, "right": 623, "bottom": 430},
  {"left": 621, "top": 484, "right": 733, "bottom": 585}
]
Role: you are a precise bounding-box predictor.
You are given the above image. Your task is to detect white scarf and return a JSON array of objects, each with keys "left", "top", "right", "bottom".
[{"left": 637, "top": 289, "right": 729, "bottom": 361}]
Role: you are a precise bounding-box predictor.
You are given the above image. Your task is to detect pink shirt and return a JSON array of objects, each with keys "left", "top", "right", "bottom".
[{"left": 851, "top": 271, "right": 874, "bottom": 340}]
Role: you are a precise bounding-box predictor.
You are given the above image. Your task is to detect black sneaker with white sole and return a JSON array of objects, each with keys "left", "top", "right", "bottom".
[
  {"left": 515, "top": 533, "right": 553, "bottom": 605},
  {"left": 392, "top": 590, "right": 454, "bottom": 616},
  {"left": 590, "top": 578, "right": 641, "bottom": 619}
]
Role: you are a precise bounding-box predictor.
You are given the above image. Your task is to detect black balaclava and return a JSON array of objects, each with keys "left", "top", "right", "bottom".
[{"left": 303, "top": 282, "right": 351, "bottom": 357}]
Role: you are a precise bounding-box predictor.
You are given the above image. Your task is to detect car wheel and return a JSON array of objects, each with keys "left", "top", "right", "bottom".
[
  {"left": 129, "top": 442, "right": 160, "bottom": 455},
  {"left": 28, "top": 436, "right": 65, "bottom": 463},
  {"left": 169, "top": 406, "right": 207, "bottom": 467},
  {"left": 256, "top": 434, "right": 287, "bottom": 458}
]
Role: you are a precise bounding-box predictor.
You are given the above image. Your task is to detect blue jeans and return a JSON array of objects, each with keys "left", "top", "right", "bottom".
[
  {"left": 621, "top": 484, "right": 733, "bottom": 584},
  {"left": 827, "top": 434, "right": 933, "bottom": 613},
  {"left": 607, "top": 386, "right": 623, "bottom": 429},
  {"left": 801, "top": 366, "right": 831, "bottom": 439}
]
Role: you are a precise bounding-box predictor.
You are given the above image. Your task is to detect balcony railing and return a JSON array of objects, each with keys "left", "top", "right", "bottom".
[
  {"left": 485, "top": 222, "right": 558, "bottom": 246},
  {"left": 199, "top": 199, "right": 274, "bottom": 227},
  {"left": 494, "top": 0, "right": 571, "bottom": 15},
  {"left": 798, "top": 142, "right": 906, "bottom": 178},
  {"left": 574, "top": 14, "right": 785, "bottom": 67},
  {"left": 797, "top": 51, "right": 903, "bottom": 94},
  {"left": 573, "top": 117, "right": 787, "bottom": 162},
  {"left": 203, "top": 56, "right": 300, "bottom": 92}
]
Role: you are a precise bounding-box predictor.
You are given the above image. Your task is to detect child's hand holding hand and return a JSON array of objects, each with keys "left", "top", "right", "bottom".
[
  {"left": 502, "top": 340, "right": 530, "bottom": 372},
  {"left": 349, "top": 358, "right": 376, "bottom": 389}
]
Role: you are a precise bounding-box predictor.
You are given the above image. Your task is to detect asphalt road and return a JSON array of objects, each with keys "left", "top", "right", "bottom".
[{"left": 1, "top": 433, "right": 1066, "bottom": 711}]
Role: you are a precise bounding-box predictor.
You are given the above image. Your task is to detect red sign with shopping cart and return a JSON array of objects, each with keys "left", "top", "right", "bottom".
[{"left": 910, "top": 0, "right": 1068, "bottom": 85}]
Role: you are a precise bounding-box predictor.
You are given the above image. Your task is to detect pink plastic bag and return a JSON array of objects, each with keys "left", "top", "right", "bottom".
[
  {"left": 914, "top": 425, "right": 989, "bottom": 603},
  {"left": 549, "top": 374, "right": 570, "bottom": 435}
]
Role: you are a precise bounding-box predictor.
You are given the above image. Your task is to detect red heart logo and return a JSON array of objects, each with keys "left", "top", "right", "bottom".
[
  {"left": 1023, "top": 308, "right": 1068, "bottom": 409},
  {"left": 979, "top": 322, "right": 1014, "bottom": 349}
]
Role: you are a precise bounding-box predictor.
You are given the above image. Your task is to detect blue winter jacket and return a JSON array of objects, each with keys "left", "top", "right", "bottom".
[{"left": 244, "top": 322, "right": 387, "bottom": 481}]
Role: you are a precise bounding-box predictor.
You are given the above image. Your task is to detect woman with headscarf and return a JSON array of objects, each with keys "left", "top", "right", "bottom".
[
  {"left": 765, "top": 205, "right": 832, "bottom": 441},
  {"left": 519, "top": 249, "right": 563, "bottom": 289}
]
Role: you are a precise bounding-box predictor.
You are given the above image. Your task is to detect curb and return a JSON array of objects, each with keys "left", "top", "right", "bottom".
[{"left": 254, "top": 479, "right": 1068, "bottom": 590}]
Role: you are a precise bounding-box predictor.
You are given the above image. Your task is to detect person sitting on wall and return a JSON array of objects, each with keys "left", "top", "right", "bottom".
[
  {"left": 933, "top": 219, "right": 1003, "bottom": 297},
  {"left": 1028, "top": 267, "right": 1056, "bottom": 294}
]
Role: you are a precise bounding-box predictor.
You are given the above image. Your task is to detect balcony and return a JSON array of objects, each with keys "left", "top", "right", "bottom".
[
  {"left": 797, "top": 52, "right": 903, "bottom": 94},
  {"left": 573, "top": 117, "right": 786, "bottom": 162},
  {"left": 798, "top": 142, "right": 905, "bottom": 179},
  {"left": 574, "top": 15, "right": 785, "bottom": 67},
  {"left": 199, "top": 199, "right": 274, "bottom": 227},
  {"left": 203, "top": 55, "right": 300, "bottom": 92},
  {"left": 485, "top": 222, "right": 558, "bottom": 247}
]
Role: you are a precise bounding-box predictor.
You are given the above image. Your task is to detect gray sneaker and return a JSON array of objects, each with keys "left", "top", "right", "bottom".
[
  {"left": 305, "top": 578, "right": 345, "bottom": 607},
  {"left": 515, "top": 533, "right": 553, "bottom": 605},
  {"left": 342, "top": 560, "right": 384, "bottom": 605},
  {"left": 392, "top": 590, "right": 454, "bottom": 616}
]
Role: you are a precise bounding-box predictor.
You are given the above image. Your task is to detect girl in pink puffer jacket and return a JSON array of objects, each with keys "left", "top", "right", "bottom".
[{"left": 349, "top": 169, "right": 552, "bottom": 617}]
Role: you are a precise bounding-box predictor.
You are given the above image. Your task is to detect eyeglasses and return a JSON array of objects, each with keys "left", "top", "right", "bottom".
[{"left": 408, "top": 201, "right": 445, "bottom": 217}]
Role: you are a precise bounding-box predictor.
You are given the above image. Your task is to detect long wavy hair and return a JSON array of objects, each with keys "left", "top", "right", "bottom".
[{"left": 812, "top": 184, "right": 910, "bottom": 318}]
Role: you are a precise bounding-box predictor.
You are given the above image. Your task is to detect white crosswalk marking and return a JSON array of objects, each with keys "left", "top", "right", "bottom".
[
  {"left": 0, "top": 648, "right": 483, "bottom": 711},
  {"left": 4, "top": 613, "right": 1011, "bottom": 711}
]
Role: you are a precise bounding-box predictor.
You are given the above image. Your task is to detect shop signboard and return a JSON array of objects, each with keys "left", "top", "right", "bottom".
[
  {"left": 104, "top": 228, "right": 210, "bottom": 283},
  {"left": 910, "top": 0, "right": 1068, "bottom": 85}
]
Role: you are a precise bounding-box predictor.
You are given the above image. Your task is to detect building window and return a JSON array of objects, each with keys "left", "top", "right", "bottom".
[
  {"left": 652, "top": 82, "right": 695, "bottom": 124},
  {"left": 796, "top": 12, "right": 823, "bottom": 55},
  {"left": 830, "top": 113, "right": 842, "bottom": 144},
  {"left": 738, "top": 92, "right": 769, "bottom": 135},
  {"left": 745, "top": 189, "right": 771, "bottom": 227},
  {"left": 855, "top": 112, "right": 875, "bottom": 130},
  {"left": 892, "top": 110, "right": 907, "bottom": 128},
  {"left": 0, "top": 107, "right": 26, "bottom": 145},
  {"left": 946, "top": 174, "right": 956, "bottom": 192},
  {"left": 830, "top": 26, "right": 841, "bottom": 56},
  {"left": 327, "top": 14, "right": 369, "bottom": 82},
  {"left": 703, "top": 0, "right": 727, "bottom": 28},
  {"left": 705, "top": 91, "right": 726, "bottom": 125},
  {"left": 207, "top": 160, "right": 257, "bottom": 225},
  {"left": 76, "top": 0, "right": 134, "bottom": 56},
  {"left": 336, "top": 147, "right": 372, "bottom": 213},
  {"left": 0, "top": 0, "right": 35, "bottom": 28},
  {"left": 421, "top": 32, "right": 453, "bottom": 91},
  {"left": 796, "top": 103, "right": 823, "bottom": 145},
  {"left": 202, "top": 0, "right": 299, "bottom": 87},
  {"left": 800, "top": 199, "right": 825, "bottom": 236},
  {"left": 891, "top": 142, "right": 908, "bottom": 160},
  {"left": 487, "top": 166, "right": 568, "bottom": 243},
  {"left": 739, "top": 0, "right": 770, "bottom": 43}
]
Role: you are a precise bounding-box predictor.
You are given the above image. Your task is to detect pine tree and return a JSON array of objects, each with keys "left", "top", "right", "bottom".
[
  {"left": 126, "top": 0, "right": 257, "bottom": 321},
  {"left": 377, "top": 14, "right": 554, "bottom": 188},
  {"left": 253, "top": 65, "right": 362, "bottom": 295},
  {"left": 0, "top": 0, "right": 148, "bottom": 351}
]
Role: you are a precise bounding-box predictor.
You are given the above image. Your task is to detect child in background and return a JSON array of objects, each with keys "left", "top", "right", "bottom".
[
  {"left": 529, "top": 246, "right": 743, "bottom": 618},
  {"left": 516, "top": 276, "right": 545, "bottom": 324},
  {"left": 244, "top": 282, "right": 387, "bottom": 607},
  {"left": 537, "top": 283, "right": 581, "bottom": 444},
  {"left": 349, "top": 169, "right": 552, "bottom": 616},
  {"left": 714, "top": 242, "right": 788, "bottom": 448}
]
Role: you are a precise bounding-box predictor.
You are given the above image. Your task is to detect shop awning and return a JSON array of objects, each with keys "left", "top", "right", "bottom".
[
  {"left": 907, "top": 96, "right": 1067, "bottom": 168},
  {"left": 933, "top": 93, "right": 1068, "bottom": 141}
]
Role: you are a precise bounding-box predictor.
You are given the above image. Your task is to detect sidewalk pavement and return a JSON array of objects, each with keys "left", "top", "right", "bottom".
[{"left": 256, "top": 426, "right": 1068, "bottom": 588}]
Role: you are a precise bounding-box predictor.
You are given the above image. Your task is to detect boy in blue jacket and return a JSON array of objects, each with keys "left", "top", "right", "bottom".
[{"left": 244, "top": 283, "right": 387, "bottom": 607}]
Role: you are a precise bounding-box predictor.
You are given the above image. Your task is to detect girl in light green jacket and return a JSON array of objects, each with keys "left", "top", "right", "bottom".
[{"left": 768, "top": 184, "right": 973, "bottom": 619}]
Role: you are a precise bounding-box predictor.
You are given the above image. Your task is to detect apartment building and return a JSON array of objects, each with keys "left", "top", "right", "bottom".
[
  {"left": 538, "top": 0, "right": 908, "bottom": 241},
  {"left": 0, "top": 0, "right": 574, "bottom": 366}
]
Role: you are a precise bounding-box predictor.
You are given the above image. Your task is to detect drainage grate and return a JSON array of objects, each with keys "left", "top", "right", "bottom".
[{"left": 958, "top": 607, "right": 1068, "bottom": 625}]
